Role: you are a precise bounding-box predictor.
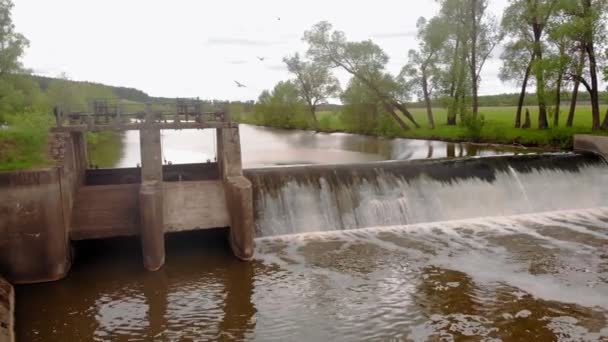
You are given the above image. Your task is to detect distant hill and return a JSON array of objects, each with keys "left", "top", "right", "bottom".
[
  {"left": 32, "top": 75, "right": 607, "bottom": 110},
  {"left": 32, "top": 75, "right": 151, "bottom": 103}
]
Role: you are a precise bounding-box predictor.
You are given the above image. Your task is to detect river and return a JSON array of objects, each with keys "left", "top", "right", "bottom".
[
  {"left": 113, "top": 124, "right": 537, "bottom": 168},
  {"left": 15, "top": 125, "right": 608, "bottom": 341}
]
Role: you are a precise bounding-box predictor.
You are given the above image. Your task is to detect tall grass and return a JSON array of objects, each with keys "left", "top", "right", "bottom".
[{"left": 0, "top": 111, "right": 52, "bottom": 171}]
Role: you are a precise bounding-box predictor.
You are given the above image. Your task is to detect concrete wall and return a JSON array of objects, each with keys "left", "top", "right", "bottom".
[
  {"left": 0, "top": 132, "right": 87, "bottom": 284},
  {"left": 70, "top": 184, "right": 140, "bottom": 240},
  {"left": 164, "top": 181, "right": 229, "bottom": 232},
  {"left": 70, "top": 180, "right": 230, "bottom": 239},
  {"left": 0, "top": 168, "right": 70, "bottom": 283},
  {"left": 0, "top": 277, "right": 14, "bottom": 342},
  {"left": 574, "top": 135, "right": 608, "bottom": 160},
  {"left": 85, "top": 163, "right": 220, "bottom": 186}
]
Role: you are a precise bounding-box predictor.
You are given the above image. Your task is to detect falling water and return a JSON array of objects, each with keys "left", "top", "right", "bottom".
[{"left": 246, "top": 153, "right": 608, "bottom": 237}]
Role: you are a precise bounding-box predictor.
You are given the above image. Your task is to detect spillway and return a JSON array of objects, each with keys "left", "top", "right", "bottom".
[{"left": 245, "top": 153, "right": 608, "bottom": 237}]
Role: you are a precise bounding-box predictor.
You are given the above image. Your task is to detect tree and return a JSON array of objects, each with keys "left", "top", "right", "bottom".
[
  {"left": 340, "top": 77, "right": 401, "bottom": 136},
  {"left": 401, "top": 17, "right": 449, "bottom": 129},
  {"left": 501, "top": 0, "right": 536, "bottom": 128},
  {"left": 501, "top": 0, "right": 557, "bottom": 129},
  {"left": 253, "top": 81, "right": 307, "bottom": 129},
  {"left": 283, "top": 53, "right": 340, "bottom": 128},
  {"left": 556, "top": 0, "right": 608, "bottom": 130},
  {"left": 466, "top": 0, "right": 502, "bottom": 118},
  {"left": 303, "top": 21, "right": 419, "bottom": 130},
  {"left": 0, "top": 0, "right": 28, "bottom": 80},
  {"left": 434, "top": 0, "right": 500, "bottom": 123}
]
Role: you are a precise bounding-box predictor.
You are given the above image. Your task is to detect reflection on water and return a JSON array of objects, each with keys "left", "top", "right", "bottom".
[
  {"left": 111, "top": 125, "right": 537, "bottom": 168},
  {"left": 16, "top": 209, "right": 608, "bottom": 341}
]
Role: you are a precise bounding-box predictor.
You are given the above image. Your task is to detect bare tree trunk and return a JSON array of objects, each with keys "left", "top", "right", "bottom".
[
  {"left": 567, "top": 52, "right": 585, "bottom": 127},
  {"left": 587, "top": 44, "right": 601, "bottom": 131},
  {"left": 601, "top": 108, "right": 608, "bottom": 131},
  {"left": 516, "top": 59, "right": 533, "bottom": 128},
  {"left": 470, "top": 0, "right": 479, "bottom": 118},
  {"left": 567, "top": 81, "right": 580, "bottom": 127},
  {"left": 447, "top": 38, "right": 460, "bottom": 126},
  {"left": 554, "top": 71, "right": 563, "bottom": 127},
  {"left": 309, "top": 105, "right": 318, "bottom": 129},
  {"left": 533, "top": 24, "right": 548, "bottom": 130},
  {"left": 522, "top": 108, "right": 532, "bottom": 129},
  {"left": 381, "top": 101, "right": 411, "bottom": 130},
  {"left": 422, "top": 73, "right": 435, "bottom": 129}
]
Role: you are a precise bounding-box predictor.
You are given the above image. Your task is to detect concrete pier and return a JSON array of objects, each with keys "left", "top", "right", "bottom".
[
  {"left": 139, "top": 182, "right": 165, "bottom": 271},
  {"left": 139, "top": 126, "right": 165, "bottom": 271},
  {"left": 574, "top": 135, "right": 608, "bottom": 160},
  {"left": 0, "top": 277, "right": 13, "bottom": 342},
  {"left": 217, "top": 127, "right": 255, "bottom": 260}
]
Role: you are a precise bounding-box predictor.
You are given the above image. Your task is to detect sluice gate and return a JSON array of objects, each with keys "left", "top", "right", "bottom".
[{"left": 0, "top": 100, "right": 254, "bottom": 284}]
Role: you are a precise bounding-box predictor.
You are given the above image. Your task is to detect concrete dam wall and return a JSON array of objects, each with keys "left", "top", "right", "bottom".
[{"left": 245, "top": 153, "right": 608, "bottom": 237}]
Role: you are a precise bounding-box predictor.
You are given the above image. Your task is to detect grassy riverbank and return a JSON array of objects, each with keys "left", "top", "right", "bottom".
[
  {"left": 0, "top": 112, "right": 123, "bottom": 171},
  {"left": 240, "top": 105, "right": 608, "bottom": 149},
  {"left": 0, "top": 112, "right": 51, "bottom": 171}
]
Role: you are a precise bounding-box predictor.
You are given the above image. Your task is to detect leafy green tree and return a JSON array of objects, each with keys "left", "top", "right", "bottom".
[
  {"left": 464, "top": 0, "right": 502, "bottom": 118},
  {"left": 434, "top": 0, "right": 499, "bottom": 124},
  {"left": 254, "top": 81, "right": 307, "bottom": 129},
  {"left": 401, "top": 17, "right": 449, "bottom": 129},
  {"left": 555, "top": 0, "right": 607, "bottom": 130},
  {"left": 283, "top": 53, "right": 340, "bottom": 128},
  {"left": 0, "top": 0, "right": 28, "bottom": 80},
  {"left": 303, "top": 21, "right": 419, "bottom": 130}
]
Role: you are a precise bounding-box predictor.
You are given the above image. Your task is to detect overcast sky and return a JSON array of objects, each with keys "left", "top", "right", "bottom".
[{"left": 13, "top": 0, "right": 513, "bottom": 101}]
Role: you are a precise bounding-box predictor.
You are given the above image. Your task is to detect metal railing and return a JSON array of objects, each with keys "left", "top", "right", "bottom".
[{"left": 53, "top": 99, "right": 234, "bottom": 131}]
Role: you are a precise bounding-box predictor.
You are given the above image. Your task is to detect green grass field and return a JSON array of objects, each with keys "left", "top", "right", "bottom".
[{"left": 314, "top": 105, "right": 608, "bottom": 148}]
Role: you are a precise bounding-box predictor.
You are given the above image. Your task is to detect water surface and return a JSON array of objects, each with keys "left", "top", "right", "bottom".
[
  {"left": 112, "top": 124, "right": 538, "bottom": 168},
  {"left": 16, "top": 209, "right": 608, "bottom": 341}
]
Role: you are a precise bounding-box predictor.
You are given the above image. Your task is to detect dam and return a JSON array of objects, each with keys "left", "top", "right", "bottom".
[{"left": 2, "top": 103, "right": 608, "bottom": 340}]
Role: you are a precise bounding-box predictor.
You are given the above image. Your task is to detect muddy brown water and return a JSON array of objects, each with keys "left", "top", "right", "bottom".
[
  {"left": 16, "top": 210, "right": 608, "bottom": 341},
  {"left": 15, "top": 126, "right": 608, "bottom": 341}
]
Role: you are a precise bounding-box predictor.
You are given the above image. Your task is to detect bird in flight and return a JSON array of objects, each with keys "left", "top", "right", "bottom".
[
  {"left": 257, "top": 56, "right": 265, "bottom": 62},
  {"left": 234, "top": 81, "right": 247, "bottom": 88}
]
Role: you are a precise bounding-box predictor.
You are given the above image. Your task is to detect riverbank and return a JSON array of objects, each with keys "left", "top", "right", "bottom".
[
  {"left": 240, "top": 105, "right": 608, "bottom": 150},
  {"left": 0, "top": 112, "right": 123, "bottom": 171}
]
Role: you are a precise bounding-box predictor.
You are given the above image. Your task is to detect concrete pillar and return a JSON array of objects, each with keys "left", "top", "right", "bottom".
[
  {"left": 140, "top": 127, "right": 163, "bottom": 182},
  {"left": 139, "top": 126, "right": 165, "bottom": 271},
  {"left": 216, "top": 127, "right": 243, "bottom": 179},
  {"left": 139, "top": 182, "right": 165, "bottom": 271},
  {"left": 217, "top": 127, "right": 254, "bottom": 260},
  {"left": 71, "top": 131, "right": 88, "bottom": 185},
  {"left": 0, "top": 277, "right": 14, "bottom": 342}
]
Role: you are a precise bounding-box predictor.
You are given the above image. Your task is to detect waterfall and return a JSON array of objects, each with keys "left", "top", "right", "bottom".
[{"left": 245, "top": 153, "right": 608, "bottom": 237}]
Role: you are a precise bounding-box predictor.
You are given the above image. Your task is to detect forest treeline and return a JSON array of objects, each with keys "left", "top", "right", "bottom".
[{"left": 252, "top": 0, "right": 608, "bottom": 133}]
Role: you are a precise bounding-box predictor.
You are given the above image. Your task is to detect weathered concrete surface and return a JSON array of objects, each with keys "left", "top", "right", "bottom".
[
  {"left": 0, "top": 277, "right": 14, "bottom": 342},
  {"left": 574, "top": 135, "right": 608, "bottom": 160},
  {"left": 70, "top": 184, "right": 140, "bottom": 240},
  {"left": 164, "top": 181, "right": 229, "bottom": 232},
  {"left": 85, "top": 163, "right": 220, "bottom": 186},
  {"left": 217, "top": 127, "right": 255, "bottom": 260},
  {"left": 140, "top": 182, "right": 165, "bottom": 271},
  {"left": 225, "top": 176, "right": 255, "bottom": 260},
  {"left": 217, "top": 127, "right": 244, "bottom": 179},
  {"left": 0, "top": 170, "right": 71, "bottom": 284},
  {"left": 140, "top": 127, "right": 163, "bottom": 182},
  {"left": 0, "top": 131, "right": 86, "bottom": 283}
]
